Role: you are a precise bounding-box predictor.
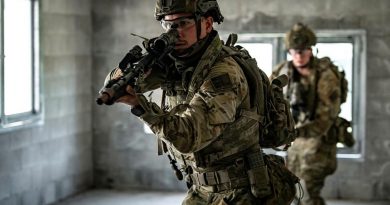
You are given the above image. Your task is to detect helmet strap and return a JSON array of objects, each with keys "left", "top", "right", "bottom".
[{"left": 194, "top": 14, "right": 202, "bottom": 41}]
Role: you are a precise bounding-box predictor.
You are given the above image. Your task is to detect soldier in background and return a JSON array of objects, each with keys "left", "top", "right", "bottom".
[
  {"left": 271, "top": 23, "right": 355, "bottom": 205},
  {"left": 104, "top": 0, "right": 296, "bottom": 204}
]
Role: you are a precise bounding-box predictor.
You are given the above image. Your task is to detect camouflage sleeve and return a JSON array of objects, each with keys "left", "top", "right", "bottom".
[
  {"left": 270, "top": 61, "right": 288, "bottom": 81},
  {"left": 299, "top": 68, "right": 341, "bottom": 137},
  {"left": 139, "top": 57, "right": 248, "bottom": 153},
  {"left": 136, "top": 66, "right": 167, "bottom": 92}
]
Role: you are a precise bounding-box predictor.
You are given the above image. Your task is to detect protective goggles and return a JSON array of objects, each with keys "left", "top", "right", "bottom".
[
  {"left": 160, "top": 16, "right": 196, "bottom": 31},
  {"left": 288, "top": 48, "right": 311, "bottom": 55}
]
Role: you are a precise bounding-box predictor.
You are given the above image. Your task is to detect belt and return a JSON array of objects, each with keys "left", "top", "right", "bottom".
[{"left": 188, "top": 161, "right": 250, "bottom": 192}]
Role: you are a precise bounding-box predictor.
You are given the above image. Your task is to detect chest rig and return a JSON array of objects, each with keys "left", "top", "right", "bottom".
[
  {"left": 160, "top": 68, "right": 191, "bottom": 109},
  {"left": 283, "top": 60, "right": 318, "bottom": 123},
  {"left": 158, "top": 34, "right": 272, "bottom": 196}
]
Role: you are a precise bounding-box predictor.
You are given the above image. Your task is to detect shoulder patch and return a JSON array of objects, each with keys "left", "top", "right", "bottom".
[{"left": 210, "top": 73, "right": 233, "bottom": 91}]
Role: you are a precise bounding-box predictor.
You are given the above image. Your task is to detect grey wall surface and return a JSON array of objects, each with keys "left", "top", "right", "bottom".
[
  {"left": 91, "top": 0, "right": 185, "bottom": 191},
  {"left": 92, "top": 0, "right": 390, "bottom": 200},
  {"left": 218, "top": 0, "right": 390, "bottom": 201},
  {"left": 1, "top": 0, "right": 389, "bottom": 204},
  {"left": 0, "top": 0, "right": 93, "bottom": 205},
  {"left": 225, "top": 0, "right": 390, "bottom": 200}
]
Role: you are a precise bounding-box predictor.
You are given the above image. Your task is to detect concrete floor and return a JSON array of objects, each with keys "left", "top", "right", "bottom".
[{"left": 53, "top": 189, "right": 389, "bottom": 205}]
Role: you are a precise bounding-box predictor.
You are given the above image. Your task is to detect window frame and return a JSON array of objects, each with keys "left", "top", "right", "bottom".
[
  {"left": 0, "top": 0, "right": 42, "bottom": 133},
  {"left": 220, "top": 30, "right": 366, "bottom": 159}
]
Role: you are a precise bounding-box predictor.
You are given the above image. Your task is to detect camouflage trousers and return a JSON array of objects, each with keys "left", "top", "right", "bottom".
[
  {"left": 182, "top": 185, "right": 294, "bottom": 205},
  {"left": 181, "top": 186, "right": 260, "bottom": 205},
  {"left": 287, "top": 137, "right": 337, "bottom": 205},
  {"left": 293, "top": 179, "right": 326, "bottom": 205}
]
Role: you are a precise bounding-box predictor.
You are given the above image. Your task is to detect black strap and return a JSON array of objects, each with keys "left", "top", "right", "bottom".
[
  {"left": 189, "top": 167, "right": 249, "bottom": 192},
  {"left": 225, "top": 33, "right": 238, "bottom": 47}
]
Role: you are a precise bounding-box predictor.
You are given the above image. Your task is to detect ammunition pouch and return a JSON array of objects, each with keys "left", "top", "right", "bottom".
[
  {"left": 263, "top": 154, "right": 300, "bottom": 205},
  {"left": 185, "top": 153, "right": 299, "bottom": 205},
  {"left": 331, "top": 116, "right": 355, "bottom": 147},
  {"left": 187, "top": 158, "right": 249, "bottom": 192},
  {"left": 186, "top": 150, "right": 273, "bottom": 198},
  {"left": 246, "top": 151, "right": 272, "bottom": 198}
]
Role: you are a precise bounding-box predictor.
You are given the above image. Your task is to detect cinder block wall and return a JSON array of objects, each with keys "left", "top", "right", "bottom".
[
  {"left": 0, "top": 0, "right": 93, "bottom": 205},
  {"left": 91, "top": 0, "right": 185, "bottom": 191},
  {"left": 92, "top": 0, "right": 390, "bottom": 200},
  {"left": 219, "top": 0, "right": 390, "bottom": 200}
]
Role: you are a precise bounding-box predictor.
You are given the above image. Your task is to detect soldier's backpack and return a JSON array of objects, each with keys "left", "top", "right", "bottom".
[
  {"left": 317, "top": 57, "right": 355, "bottom": 147},
  {"left": 222, "top": 34, "right": 300, "bottom": 203},
  {"left": 222, "top": 34, "right": 297, "bottom": 150},
  {"left": 319, "top": 57, "right": 348, "bottom": 104}
]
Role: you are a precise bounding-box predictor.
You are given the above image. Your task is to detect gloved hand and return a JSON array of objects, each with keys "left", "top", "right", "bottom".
[
  {"left": 116, "top": 85, "right": 140, "bottom": 107},
  {"left": 104, "top": 67, "right": 139, "bottom": 107}
]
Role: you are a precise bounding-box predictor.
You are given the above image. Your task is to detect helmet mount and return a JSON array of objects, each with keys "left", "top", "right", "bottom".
[{"left": 155, "top": 0, "right": 224, "bottom": 24}]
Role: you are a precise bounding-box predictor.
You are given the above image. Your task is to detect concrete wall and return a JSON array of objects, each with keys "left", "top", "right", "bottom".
[
  {"left": 0, "top": 0, "right": 93, "bottom": 204},
  {"left": 91, "top": 0, "right": 185, "bottom": 191},
  {"left": 92, "top": 0, "right": 390, "bottom": 200},
  {"left": 2, "top": 0, "right": 388, "bottom": 204},
  {"left": 218, "top": 0, "right": 390, "bottom": 200},
  {"left": 222, "top": 0, "right": 390, "bottom": 200}
]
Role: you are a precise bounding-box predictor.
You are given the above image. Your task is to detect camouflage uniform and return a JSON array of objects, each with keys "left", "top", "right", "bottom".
[
  {"left": 102, "top": 1, "right": 295, "bottom": 204},
  {"left": 272, "top": 57, "right": 342, "bottom": 205},
  {"left": 136, "top": 30, "right": 271, "bottom": 204}
]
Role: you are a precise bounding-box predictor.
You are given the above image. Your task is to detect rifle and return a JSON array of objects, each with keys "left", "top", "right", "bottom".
[{"left": 96, "top": 29, "right": 178, "bottom": 105}]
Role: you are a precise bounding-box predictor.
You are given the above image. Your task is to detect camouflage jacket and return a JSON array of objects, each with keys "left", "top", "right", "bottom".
[
  {"left": 135, "top": 31, "right": 259, "bottom": 172},
  {"left": 271, "top": 57, "right": 341, "bottom": 140}
]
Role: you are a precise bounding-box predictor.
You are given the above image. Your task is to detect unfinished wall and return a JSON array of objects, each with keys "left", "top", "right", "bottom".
[
  {"left": 219, "top": 0, "right": 390, "bottom": 200},
  {"left": 92, "top": 0, "right": 390, "bottom": 200},
  {"left": 91, "top": 0, "right": 185, "bottom": 191},
  {"left": 0, "top": 0, "right": 93, "bottom": 204}
]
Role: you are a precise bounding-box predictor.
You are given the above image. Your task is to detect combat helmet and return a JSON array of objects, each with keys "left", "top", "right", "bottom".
[
  {"left": 155, "top": 0, "right": 224, "bottom": 24},
  {"left": 285, "top": 22, "right": 317, "bottom": 50}
]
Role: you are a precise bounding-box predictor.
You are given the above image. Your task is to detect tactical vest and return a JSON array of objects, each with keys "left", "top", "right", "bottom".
[
  {"left": 157, "top": 33, "right": 282, "bottom": 198},
  {"left": 285, "top": 61, "right": 315, "bottom": 122},
  {"left": 161, "top": 34, "right": 260, "bottom": 170},
  {"left": 273, "top": 57, "right": 354, "bottom": 147},
  {"left": 274, "top": 57, "right": 337, "bottom": 123},
  {"left": 158, "top": 34, "right": 299, "bottom": 204}
]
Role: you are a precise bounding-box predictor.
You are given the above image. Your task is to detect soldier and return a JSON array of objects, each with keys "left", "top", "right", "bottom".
[
  {"left": 104, "top": 0, "right": 296, "bottom": 204},
  {"left": 271, "top": 22, "right": 354, "bottom": 205}
]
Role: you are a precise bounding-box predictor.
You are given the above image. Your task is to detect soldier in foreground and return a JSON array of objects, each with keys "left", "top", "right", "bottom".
[
  {"left": 98, "top": 0, "right": 299, "bottom": 204},
  {"left": 271, "top": 23, "right": 355, "bottom": 205}
]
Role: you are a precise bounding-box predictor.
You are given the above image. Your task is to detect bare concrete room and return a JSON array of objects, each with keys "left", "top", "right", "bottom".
[{"left": 0, "top": 0, "right": 389, "bottom": 205}]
